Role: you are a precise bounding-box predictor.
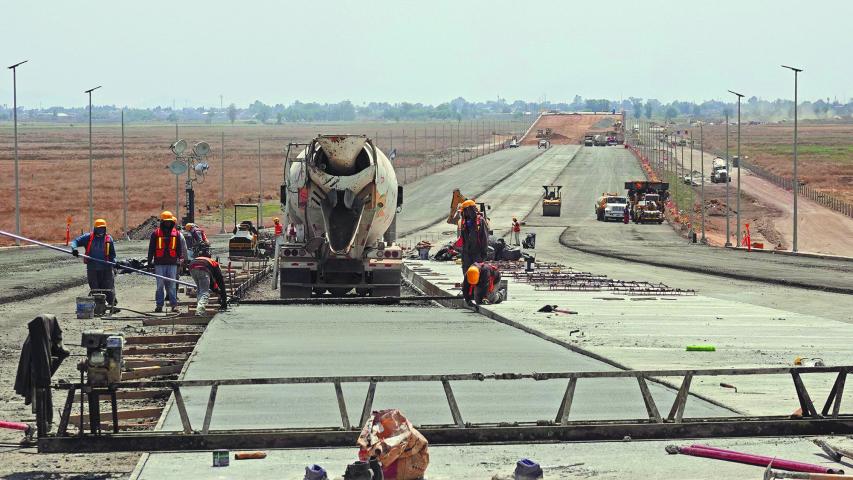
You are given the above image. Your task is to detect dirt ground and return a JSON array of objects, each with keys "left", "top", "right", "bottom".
[
  {"left": 0, "top": 120, "right": 529, "bottom": 245},
  {"left": 692, "top": 122, "right": 853, "bottom": 203},
  {"left": 520, "top": 113, "right": 618, "bottom": 145}
]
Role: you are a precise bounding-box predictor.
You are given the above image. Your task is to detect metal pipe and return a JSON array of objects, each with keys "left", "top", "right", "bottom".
[
  {"left": 700, "top": 123, "right": 705, "bottom": 243},
  {"left": 783, "top": 65, "right": 803, "bottom": 253},
  {"left": 0, "top": 229, "right": 195, "bottom": 287},
  {"left": 121, "top": 109, "right": 127, "bottom": 235},
  {"left": 85, "top": 85, "right": 102, "bottom": 228},
  {"left": 725, "top": 112, "right": 731, "bottom": 246},
  {"left": 220, "top": 131, "right": 225, "bottom": 234},
  {"left": 729, "top": 90, "right": 744, "bottom": 247}
]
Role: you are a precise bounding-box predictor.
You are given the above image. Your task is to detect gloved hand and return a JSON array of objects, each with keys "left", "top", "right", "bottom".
[{"left": 71, "top": 249, "right": 79, "bottom": 257}]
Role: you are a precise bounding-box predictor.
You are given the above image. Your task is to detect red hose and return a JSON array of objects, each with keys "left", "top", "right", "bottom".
[
  {"left": 674, "top": 444, "right": 843, "bottom": 474},
  {"left": 0, "top": 420, "right": 30, "bottom": 432}
]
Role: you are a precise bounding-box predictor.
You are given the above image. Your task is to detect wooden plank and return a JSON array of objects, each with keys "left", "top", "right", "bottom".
[
  {"left": 555, "top": 378, "right": 578, "bottom": 425},
  {"left": 125, "top": 334, "right": 201, "bottom": 345},
  {"left": 74, "top": 390, "right": 171, "bottom": 401},
  {"left": 124, "top": 359, "right": 185, "bottom": 369},
  {"left": 68, "top": 407, "right": 162, "bottom": 424},
  {"left": 124, "top": 345, "right": 195, "bottom": 356},
  {"left": 122, "top": 365, "right": 183, "bottom": 380},
  {"left": 142, "top": 317, "right": 211, "bottom": 327}
]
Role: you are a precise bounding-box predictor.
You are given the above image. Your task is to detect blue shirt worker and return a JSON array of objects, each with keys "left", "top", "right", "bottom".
[{"left": 70, "top": 218, "right": 117, "bottom": 306}]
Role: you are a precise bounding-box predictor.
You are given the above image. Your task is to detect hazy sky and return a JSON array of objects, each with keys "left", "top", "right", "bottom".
[{"left": 2, "top": 0, "right": 849, "bottom": 108}]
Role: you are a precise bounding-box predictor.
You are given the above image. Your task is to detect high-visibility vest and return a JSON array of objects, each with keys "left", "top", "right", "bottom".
[
  {"left": 154, "top": 228, "right": 179, "bottom": 258},
  {"left": 274, "top": 223, "right": 283, "bottom": 235},
  {"left": 84, "top": 232, "right": 112, "bottom": 264}
]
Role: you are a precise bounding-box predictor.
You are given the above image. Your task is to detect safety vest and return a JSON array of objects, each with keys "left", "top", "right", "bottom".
[
  {"left": 84, "top": 232, "right": 112, "bottom": 264},
  {"left": 512, "top": 221, "right": 520, "bottom": 232},
  {"left": 274, "top": 223, "right": 283, "bottom": 235},
  {"left": 154, "top": 228, "right": 179, "bottom": 258}
]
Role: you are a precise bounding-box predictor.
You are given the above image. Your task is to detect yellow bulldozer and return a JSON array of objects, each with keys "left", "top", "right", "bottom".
[{"left": 542, "top": 185, "right": 562, "bottom": 216}]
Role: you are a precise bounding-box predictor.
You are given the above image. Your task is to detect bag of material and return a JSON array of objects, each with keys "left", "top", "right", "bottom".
[{"left": 357, "top": 409, "right": 429, "bottom": 480}]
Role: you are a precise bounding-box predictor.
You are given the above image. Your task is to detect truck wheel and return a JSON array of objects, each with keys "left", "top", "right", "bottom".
[{"left": 596, "top": 210, "right": 604, "bottom": 221}]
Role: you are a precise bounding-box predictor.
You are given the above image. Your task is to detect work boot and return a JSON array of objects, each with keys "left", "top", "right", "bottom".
[
  {"left": 170, "top": 305, "right": 179, "bottom": 313},
  {"left": 195, "top": 307, "right": 206, "bottom": 317},
  {"left": 154, "top": 305, "right": 163, "bottom": 313}
]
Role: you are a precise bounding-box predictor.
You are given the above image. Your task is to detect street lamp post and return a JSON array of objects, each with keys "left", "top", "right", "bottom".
[
  {"left": 782, "top": 65, "right": 803, "bottom": 253},
  {"left": 700, "top": 123, "right": 706, "bottom": 243},
  {"left": 729, "top": 90, "right": 744, "bottom": 247},
  {"left": 725, "top": 112, "right": 731, "bottom": 246},
  {"left": 8, "top": 60, "right": 28, "bottom": 245},
  {"left": 85, "top": 85, "right": 102, "bottom": 228}
]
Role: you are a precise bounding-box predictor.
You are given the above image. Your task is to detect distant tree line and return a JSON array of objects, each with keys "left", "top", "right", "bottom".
[{"left": 2, "top": 95, "right": 853, "bottom": 123}]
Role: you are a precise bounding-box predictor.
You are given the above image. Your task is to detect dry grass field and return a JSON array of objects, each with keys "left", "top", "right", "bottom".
[
  {"left": 698, "top": 123, "right": 853, "bottom": 203},
  {"left": 0, "top": 120, "right": 527, "bottom": 243}
]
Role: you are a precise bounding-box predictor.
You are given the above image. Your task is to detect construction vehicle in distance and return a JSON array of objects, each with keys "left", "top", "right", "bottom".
[
  {"left": 509, "top": 136, "right": 519, "bottom": 148},
  {"left": 535, "top": 128, "right": 553, "bottom": 139},
  {"left": 583, "top": 135, "right": 594, "bottom": 147},
  {"left": 277, "top": 135, "right": 403, "bottom": 298},
  {"left": 711, "top": 158, "right": 732, "bottom": 183},
  {"left": 229, "top": 204, "right": 262, "bottom": 258},
  {"left": 594, "top": 193, "right": 628, "bottom": 221},
  {"left": 542, "top": 185, "right": 562, "bottom": 216},
  {"left": 448, "top": 188, "right": 493, "bottom": 234},
  {"left": 594, "top": 134, "right": 607, "bottom": 146},
  {"left": 538, "top": 138, "right": 550, "bottom": 149},
  {"left": 625, "top": 181, "right": 669, "bottom": 224}
]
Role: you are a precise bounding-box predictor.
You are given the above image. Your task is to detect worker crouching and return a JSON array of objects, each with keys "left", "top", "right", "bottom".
[
  {"left": 188, "top": 243, "right": 227, "bottom": 316},
  {"left": 70, "top": 218, "right": 117, "bottom": 307},
  {"left": 147, "top": 211, "right": 187, "bottom": 313},
  {"left": 462, "top": 262, "right": 505, "bottom": 309}
]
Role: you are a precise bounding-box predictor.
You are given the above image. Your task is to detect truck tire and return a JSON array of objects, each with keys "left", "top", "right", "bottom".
[{"left": 596, "top": 210, "right": 604, "bottom": 221}]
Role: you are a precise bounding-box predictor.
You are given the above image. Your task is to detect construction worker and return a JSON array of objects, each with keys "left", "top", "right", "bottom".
[
  {"left": 70, "top": 218, "right": 117, "bottom": 307},
  {"left": 273, "top": 217, "right": 283, "bottom": 237},
  {"left": 147, "top": 211, "right": 187, "bottom": 313},
  {"left": 511, "top": 217, "right": 521, "bottom": 246},
  {"left": 188, "top": 243, "right": 227, "bottom": 315},
  {"left": 287, "top": 222, "right": 297, "bottom": 243},
  {"left": 462, "top": 262, "right": 504, "bottom": 308},
  {"left": 183, "top": 223, "right": 207, "bottom": 260},
  {"left": 458, "top": 199, "right": 488, "bottom": 273}
]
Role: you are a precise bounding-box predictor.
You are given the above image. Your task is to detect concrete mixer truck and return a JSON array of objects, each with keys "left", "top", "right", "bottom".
[{"left": 277, "top": 135, "right": 403, "bottom": 298}]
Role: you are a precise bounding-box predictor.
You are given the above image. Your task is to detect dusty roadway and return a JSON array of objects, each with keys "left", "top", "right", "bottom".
[{"left": 670, "top": 143, "right": 853, "bottom": 256}]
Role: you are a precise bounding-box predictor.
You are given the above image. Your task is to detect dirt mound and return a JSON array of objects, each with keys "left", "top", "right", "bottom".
[
  {"left": 521, "top": 113, "right": 620, "bottom": 145},
  {"left": 127, "top": 216, "right": 160, "bottom": 240}
]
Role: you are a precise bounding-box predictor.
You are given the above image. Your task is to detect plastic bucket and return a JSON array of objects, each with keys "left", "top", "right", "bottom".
[
  {"left": 76, "top": 297, "right": 95, "bottom": 319},
  {"left": 417, "top": 247, "right": 430, "bottom": 260}
]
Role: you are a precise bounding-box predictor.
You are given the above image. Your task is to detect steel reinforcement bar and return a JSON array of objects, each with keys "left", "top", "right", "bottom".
[{"left": 40, "top": 365, "right": 852, "bottom": 453}]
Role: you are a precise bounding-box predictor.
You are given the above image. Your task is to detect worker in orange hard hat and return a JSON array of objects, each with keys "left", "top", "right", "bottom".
[
  {"left": 70, "top": 218, "right": 118, "bottom": 307},
  {"left": 458, "top": 199, "right": 488, "bottom": 273},
  {"left": 461, "top": 262, "right": 504, "bottom": 309},
  {"left": 147, "top": 211, "right": 187, "bottom": 313}
]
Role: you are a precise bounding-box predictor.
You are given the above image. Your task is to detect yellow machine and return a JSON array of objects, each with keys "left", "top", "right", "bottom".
[
  {"left": 542, "top": 185, "right": 562, "bottom": 216},
  {"left": 447, "top": 189, "right": 492, "bottom": 234},
  {"left": 229, "top": 204, "right": 260, "bottom": 258}
]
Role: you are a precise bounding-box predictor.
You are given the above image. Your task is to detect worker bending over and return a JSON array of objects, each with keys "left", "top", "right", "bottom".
[
  {"left": 188, "top": 243, "right": 227, "bottom": 315},
  {"left": 70, "top": 218, "right": 117, "bottom": 307},
  {"left": 459, "top": 200, "right": 488, "bottom": 273},
  {"left": 147, "top": 211, "right": 187, "bottom": 313},
  {"left": 462, "top": 262, "right": 505, "bottom": 309}
]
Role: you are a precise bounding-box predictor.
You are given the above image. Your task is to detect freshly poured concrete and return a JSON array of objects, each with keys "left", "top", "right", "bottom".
[{"left": 157, "top": 305, "right": 728, "bottom": 434}]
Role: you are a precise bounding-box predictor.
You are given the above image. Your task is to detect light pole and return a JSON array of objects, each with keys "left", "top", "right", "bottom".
[
  {"left": 85, "top": 85, "right": 102, "bottom": 228},
  {"left": 725, "top": 112, "right": 731, "bottom": 246},
  {"left": 729, "top": 90, "right": 744, "bottom": 247},
  {"left": 121, "top": 109, "right": 127, "bottom": 234},
  {"left": 8, "top": 60, "right": 27, "bottom": 245},
  {"left": 782, "top": 65, "right": 803, "bottom": 253},
  {"left": 700, "top": 122, "right": 706, "bottom": 243}
]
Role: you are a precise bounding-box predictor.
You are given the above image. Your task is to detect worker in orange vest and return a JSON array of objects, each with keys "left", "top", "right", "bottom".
[
  {"left": 70, "top": 218, "right": 117, "bottom": 307},
  {"left": 147, "top": 211, "right": 187, "bottom": 313},
  {"left": 273, "top": 217, "right": 283, "bottom": 236},
  {"left": 462, "top": 262, "right": 504, "bottom": 309}
]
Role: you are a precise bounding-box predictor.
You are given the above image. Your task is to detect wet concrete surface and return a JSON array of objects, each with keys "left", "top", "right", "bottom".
[{"left": 156, "top": 305, "right": 729, "bottom": 435}]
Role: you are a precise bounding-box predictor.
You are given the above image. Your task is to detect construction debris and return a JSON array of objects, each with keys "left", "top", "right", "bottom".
[{"left": 357, "top": 409, "right": 429, "bottom": 480}]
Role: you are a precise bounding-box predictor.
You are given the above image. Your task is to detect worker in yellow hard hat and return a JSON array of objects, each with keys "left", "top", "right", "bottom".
[
  {"left": 458, "top": 199, "right": 488, "bottom": 273},
  {"left": 462, "top": 262, "right": 504, "bottom": 309},
  {"left": 70, "top": 218, "right": 118, "bottom": 307},
  {"left": 147, "top": 211, "right": 187, "bottom": 312}
]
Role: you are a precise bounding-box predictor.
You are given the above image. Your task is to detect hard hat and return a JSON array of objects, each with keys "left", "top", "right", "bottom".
[
  {"left": 169, "top": 215, "right": 178, "bottom": 222},
  {"left": 160, "top": 210, "right": 173, "bottom": 220},
  {"left": 512, "top": 217, "right": 517, "bottom": 221},
  {"left": 94, "top": 218, "right": 107, "bottom": 228},
  {"left": 461, "top": 199, "right": 476, "bottom": 209},
  {"left": 273, "top": 217, "right": 280, "bottom": 223},
  {"left": 466, "top": 265, "right": 480, "bottom": 285},
  {"left": 185, "top": 223, "right": 194, "bottom": 230}
]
